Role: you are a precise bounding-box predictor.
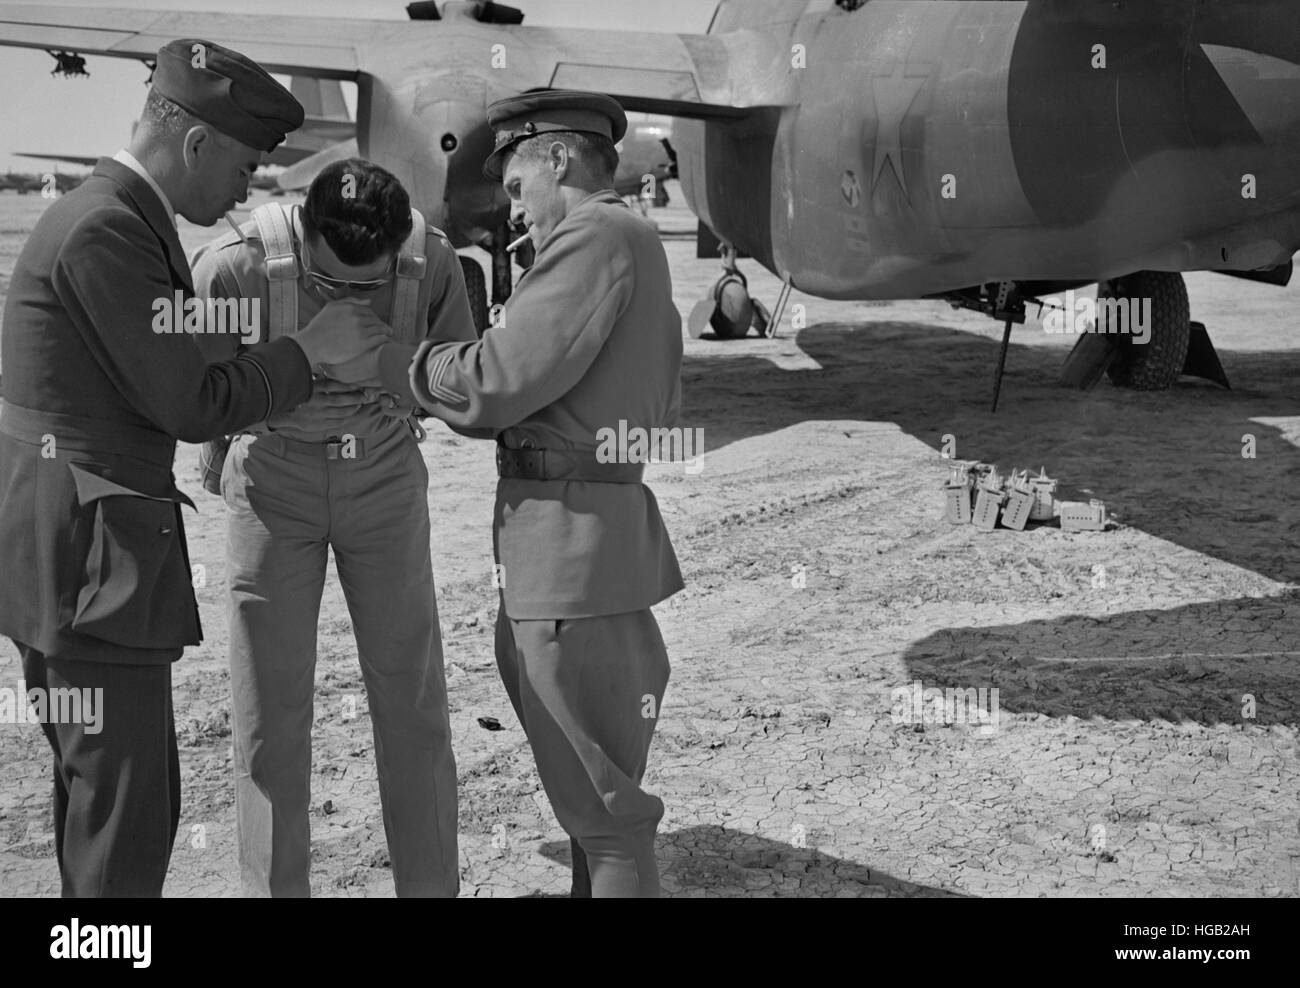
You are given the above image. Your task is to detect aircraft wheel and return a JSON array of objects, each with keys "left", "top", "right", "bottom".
[
  {"left": 709, "top": 272, "right": 752, "bottom": 339},
  {"left": 1102, "top": 270, "right": 1190, "bottom": 390},
  {"left": 460, "top": 256, "right": 489, "bottom": 338}
]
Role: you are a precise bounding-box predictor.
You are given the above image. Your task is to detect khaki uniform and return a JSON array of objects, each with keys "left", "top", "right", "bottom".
[
  {"left": 382, "top": 190, "right": 684, "bottom": 896},
  {"left": 191, "top": 207, "right": 474, "bottom": 896}
]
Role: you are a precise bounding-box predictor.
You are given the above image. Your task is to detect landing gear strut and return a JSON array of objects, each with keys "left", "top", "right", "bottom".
[
  {"left": 460, "top": 256, "right": 488, "bottom": 338},
  {"left": 476, "top": 222, "right": 534, "bottom": 337},
  {"left": 989, "top": 282, "right": 1025, "bottom": 413},
  {"left": 491, "top": 221, "right": 514, "bottom": 309},
  {"left": 943, "top": 281, "right": 1027, "bottom": 412}
]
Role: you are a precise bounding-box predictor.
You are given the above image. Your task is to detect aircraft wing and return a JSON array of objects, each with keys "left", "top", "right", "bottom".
[
  {"left": 16, "top": 152, "right": 97, "bottom": 167},
  {"left": 506, "top": 23, "right": 770, "bottom": 119},
  {"left": 15, "top": 118, "right": 350, "bottom": 172},
  {"left": 0, "top": 3, "right": 377, "bottom": 79},
  {"left": 0, "top": 4, "right": 768, "bottom": 114}
]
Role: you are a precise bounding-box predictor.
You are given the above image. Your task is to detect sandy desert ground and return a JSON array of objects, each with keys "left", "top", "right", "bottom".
[{"left": 0, "top": 185, "right": 1297, "bottom": 897}]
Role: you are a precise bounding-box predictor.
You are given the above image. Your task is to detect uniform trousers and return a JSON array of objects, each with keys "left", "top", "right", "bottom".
[
  {"left": 494, "top": 608, "right": 670, "bottom": 897},
  {"left": 16, "top": 642, "right": 179, "bottom": 897},
  {"left": 222, "top": 425, "right": 458, "bottom": 897}
]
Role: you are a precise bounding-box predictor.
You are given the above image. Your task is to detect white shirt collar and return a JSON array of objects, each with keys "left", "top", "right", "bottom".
[{"left": 113, "top": 149, "right": 177, "bottom": 229}]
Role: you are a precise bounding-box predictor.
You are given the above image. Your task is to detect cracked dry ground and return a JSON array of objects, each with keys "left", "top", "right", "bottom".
[{"left": 2, "top": 195, "right": 1299, "bottom": 897}]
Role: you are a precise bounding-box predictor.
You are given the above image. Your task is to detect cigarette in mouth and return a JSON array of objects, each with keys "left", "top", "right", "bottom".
[
  {"left": 225, "top": 212, "right": 250, "bottom": 244},
  {"left": 506, "top": 232, "right": 531, "bottom": 253}
]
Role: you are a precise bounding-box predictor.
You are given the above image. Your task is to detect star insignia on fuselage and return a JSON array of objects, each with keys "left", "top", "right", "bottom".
[{"left": 871, "top": 59, "right": 931, "bottom": 202}]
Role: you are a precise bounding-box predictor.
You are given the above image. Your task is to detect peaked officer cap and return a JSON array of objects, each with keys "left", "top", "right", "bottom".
[{"left": 483, "top": 89, "right": 627, "bottom": 181}]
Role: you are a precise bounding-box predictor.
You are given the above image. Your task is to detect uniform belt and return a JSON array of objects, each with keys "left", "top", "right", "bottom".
[
  {"left": 244, "top": 432, "right": 374, "bottom": 460},
  {"left": 496, "top": 444, "right": 645, "bottom": 484},
  {"left": 0, "top": 401, "right": 176, "bottom": 464}
]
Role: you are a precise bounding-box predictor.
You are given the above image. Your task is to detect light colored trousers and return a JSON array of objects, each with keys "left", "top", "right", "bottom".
[
  {"left": 495, "top": 608, "right": 670, "bottom": 897},
  {"left": 222, "top": 426, "right": 458, "bottom": 897}
]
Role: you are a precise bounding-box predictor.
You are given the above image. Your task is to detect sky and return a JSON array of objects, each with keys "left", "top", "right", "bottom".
[{"left": 0, "top": 0, "right": 716, "bottom": 172}]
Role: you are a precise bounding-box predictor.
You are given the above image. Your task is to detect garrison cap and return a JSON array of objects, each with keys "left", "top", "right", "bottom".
[
  {"left": 483, "top": 89, "right": 627, "bottom": 181},
  {"left": 150, "top": 38, "right": 304, "bottom": 152}
]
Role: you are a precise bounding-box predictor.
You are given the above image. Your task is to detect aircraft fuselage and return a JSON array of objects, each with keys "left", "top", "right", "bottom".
[
  {"left": 681, "top": 0, "right": 1300, "bottom": 298},
  {"left": 352, "top": 0, "right": 1300, "bottom": 301}
]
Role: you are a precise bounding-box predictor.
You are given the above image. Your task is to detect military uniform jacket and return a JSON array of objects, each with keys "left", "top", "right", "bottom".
[
  {"left": 390, "top": 190, "right": 685, "bottom": 619},
  {"left": 0, "top": 158, "right": 315, "bottom": 664}
]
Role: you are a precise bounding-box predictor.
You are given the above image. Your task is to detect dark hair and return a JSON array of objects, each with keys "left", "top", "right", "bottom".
[
  {"left": 303, "top": 158, "right": 413, "bottom": 266},
  {"left": 513, "top": 131, "right": 619, "bottom": 182}
]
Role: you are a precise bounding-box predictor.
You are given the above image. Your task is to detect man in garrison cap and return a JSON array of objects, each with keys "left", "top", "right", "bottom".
[
  {"left": 346, "top": 90, "right": 684, "bottom": 897},
  {"left": 0, "top": 38, "right": 389, "bottom": 897}
]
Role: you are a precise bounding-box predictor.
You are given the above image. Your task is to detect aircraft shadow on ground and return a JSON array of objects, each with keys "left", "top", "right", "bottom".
[
  {"left": 681, "top": 320, "right": 1300, "bottom": 586},
  {"left": 899, "top": 590, "right": 1300, "bottom": 727},
  {"left": 524, "top": 827, "right": 963, "bottom": 897}
]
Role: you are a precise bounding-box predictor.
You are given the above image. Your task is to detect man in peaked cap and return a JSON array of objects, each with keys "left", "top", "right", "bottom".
[
  {"left": 346, "top": 89, "right": 684, "bottom": 897},
  {"left": 481, "top": 89, "right": 629, "bottom": 181},
  {"left": 0, "top": 38, "right": 389, "bottom": 897}
]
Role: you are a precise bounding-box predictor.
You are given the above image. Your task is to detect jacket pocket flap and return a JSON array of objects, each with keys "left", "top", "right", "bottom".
[
  {"left": 65, "top": 466, "right": 202, "bottom": 650},
  {"left": 68, "top": 462, "right": 196, "bottom": 510}
]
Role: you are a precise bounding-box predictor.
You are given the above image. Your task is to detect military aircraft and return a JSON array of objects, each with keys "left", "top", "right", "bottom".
[
  {"left": 0, "top": 170, "right": 83, "bottom": 194},
  {"left": 614, "top": 119, "right": 675, "bottom": 210},
  {"left": 0, "top": 0, "right": 1296, "bottom": 398},
  {"left": 12, "top": 150, "right": 287, "bottom": 192},
  {"left": 0, "top": 172, "right": 41, "bottom": 194}
]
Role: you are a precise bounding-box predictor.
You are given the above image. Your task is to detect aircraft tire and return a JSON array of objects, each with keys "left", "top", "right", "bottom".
[
  {"left": 460, "top": 256, "right": 489, "bottom": 338},
  {"left": 1102, "top": 270, "right": 1190, "bottom": 390},
  {"left": 709, "top": 273, "right": 752, "bottom": 339}
]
